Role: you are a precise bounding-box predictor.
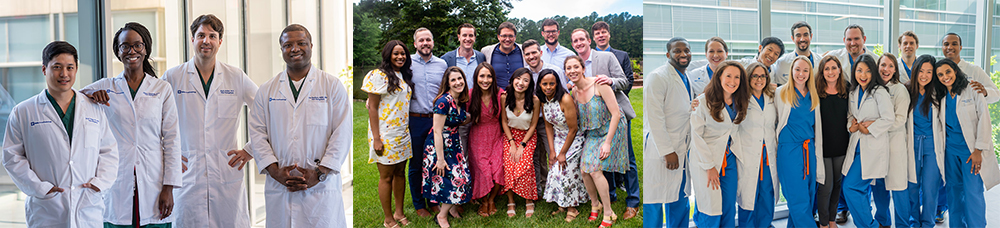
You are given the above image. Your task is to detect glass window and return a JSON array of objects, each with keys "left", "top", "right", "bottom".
[
  {"left": 771, "top": 0, "right": 884, "bottom": 56},
  {"left": 7, "top": 16, "right": 51, "bottom": 62},
  {"left": 643, "top": 0, "right": 759, "bottom": 75},
  {"left": 899, "top": 0, "right": 976, "bottom": 61}
]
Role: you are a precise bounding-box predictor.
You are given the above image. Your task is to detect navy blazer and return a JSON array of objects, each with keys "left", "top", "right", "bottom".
[{"left": 442, "top": 49, "right": 487, "bottom": 68}]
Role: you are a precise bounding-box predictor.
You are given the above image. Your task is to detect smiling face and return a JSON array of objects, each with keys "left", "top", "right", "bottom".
[
  {"left": 916, "top": 62, "right": 934, "bottom": 87},
  {"left": 448, "top": 71, "right": 466, "bottom": 94},
  {"left": 792, "top": 59, "right": 812, "bottom": 88},
  {"left": 390, "top": 45, "right": 407, "bottom": 70},
  {"left": 719, "top": 66, "right": 741, "bottom": 95},
  {"left": 565, "top": 58, "right": 584, "bottom": 83},
  {"left": 844, "top": 28, "right": 866, "bottom": 56},
  {"left": 539, "top": 73, "right": 558, "bottom": 98},
  {"left": 414, "top": 30, "right": 434, "bottom": 57},
  {"left": 476, "top": 68, "right": 494, "bottom": 91},
  {"left": 498, "top": 28, "right": 516, "bottom": 50},
  {"left": 792, "top": 26, "right": 812, "bottom": 53},
  {"left": 117, "top": 30, "right": 146, "bottom": 71},
  {"left": 823, "top": 60, "right": 842, "bottom": 84},
  {"left": 668, "top": 41, "right": 691, "bottom": 69},
  {"left": 936, "top": 64, "right": 956, "bottom": 89},
  {"left": 280, "top": 30, "right": 313, "bottom": 70},
  {"left": 458, "top": 27, "right": 476, "bottom": 50},
  {"left": 758, "top": 43, "right": 781, "bottom": 66},
  {"left": 570, "top": 31, "right": 591, "bottom": 55},
  {"left": 878, "top": 56, "right": 896, "bottom": 83},
  {"left": 541, "top": 24, "right": 559, "bottom": 45},
  {"left": 523, "top": 44, "right": 541, "bottom": 68},
  {"left": 855, "top": 62, "right": 872, "bottom": 88},
  {"left": 941, "top": 35, "right": 961, "bottom": 61},
  {"left": 192, "top": 24, "right": 221, "bottom": 60},
  {"left": 706, "top": 41, "right": 727, "bottom": 67},
  {"left": 593, "top": 28, "right": 610, "bottom": 48},
  {"left": 899, "top": 35, "right": 917, "bottom": 57},
  {"left": 511, "top": 73, "right": 531, "bottom": 93},
  {"left": 44, "top": 53, "right": 77, "bottom": 93},
  {"left": 749, "top": 67, "right": 768, "bottom": 93}
]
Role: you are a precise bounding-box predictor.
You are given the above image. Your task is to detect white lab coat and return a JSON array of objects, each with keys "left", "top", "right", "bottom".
[
  {"left": 772, "top": 52, "right": 823, "bottom": 86},
  {"left": 844, "top": 86, "right": 894, "bottom": 180},
  {"left": 686, "top": 65, "right": 711, "bottom": 96},
  {"left": 248, "top": 66, "right": 351, "bottom": 228},
  {"left": 2, "top": 89, "right": 118, "bottom": 228},
  {"left": 162, "top": 60, "right": 258, "bottom": 228},
  {"left": 896, "top": 57, "right": 912, "bottom": 84},
  {"left": 689, "top": 94, "right": 739, "bottom": 216},
  {"left": 883, "top": 82, "right": 912, "bottom": 190},
  {"left": 905, "top": 101, "right": 945, "bottom": 185},
  {"left": 735, "top": 94, "right": 779, "bottom": 210},
  {"left": 938, "top": 88, "right": 999, "bottom": 190},
  {"left": 826, "top": 47, "right": 870, "bottom": 82},
  {"left": 774, "top": 85, "right": 826, "bottom": 184},
  {"left": 82, "top": 73, "right": 182, "bottom": 226},
  {"left": 957, "top": 60, "right": 1000, "bottom": 104},
  {"left": 643, "top": 63, "right": 692, "bottom": 204}
]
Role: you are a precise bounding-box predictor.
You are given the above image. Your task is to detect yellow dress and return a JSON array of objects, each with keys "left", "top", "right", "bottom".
[{"left": 362, "top": 69, "right": 412, "bottom": 164}]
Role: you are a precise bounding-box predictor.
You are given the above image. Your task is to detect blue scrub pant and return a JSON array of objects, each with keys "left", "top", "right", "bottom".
[
  {"left": 843, "top": 151, "right": 879, "bottom": 228},
  {"left": 738, "top": 152, "right": 775, "bottom": 228},
  {"left": 873, "top": 179, "right": 910, "bottom": 227},
  {"left": 694, "top": 152, "right": 738, "bottom": 228},
  {"left": 944, "top": 151, "right": 986, "bottom": 228},
  {"left": 644, "top": 169, "right": 689, "bottom": 228},
  {"left": 606, "top": 119, "right": 641, "bottom": 208},
  {"left": 838, "top": 194, "right": 849, "bottom": 212},
  {"left": 407, "top": 116, "right": 436, "bottom": 210},
  {"left": 908, "top": 135, "right": 941, "bottom": 228},
  {"left": 777, "top": 140, "right": 817, "bottom": 228},
  {"left": 937, "top": 184, "right": 948, "bottom": 213}
]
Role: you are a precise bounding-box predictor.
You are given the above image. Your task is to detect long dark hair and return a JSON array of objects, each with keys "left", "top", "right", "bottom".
[
  {"left": 113, "top": 22, "right": 157, "bottom": 77},
  {"left": 505, "top": 68, "right": 535, "bottom": 114},
  {"left": 434, "top": 67, "right": 469, "bottom": 104},
  {"left": 379, "top": 40, "right": 413, "bottom": 93},
  {"left": 703, "top": 61, "right": 749, "bottom": 124},
  {"left": 469, "top": 63, "right": 499, "bottom": 124},
  {"left": 877, "top": 53, "right": 901, "bottom": 84},
  {"left": 535, "top": 69, "right": 566, "bottom": 103},
  {"left": 849, "top": 54, "right": 888, "bottom": 95},
  {"left": 906, "top": 55, "right": 942, "bottom": 115},
  {"left": 816, "top": 55, "right": 849, "bottom": 99},
  {"left": 933, "top": 58, "right": 970, "bottom": 99}
]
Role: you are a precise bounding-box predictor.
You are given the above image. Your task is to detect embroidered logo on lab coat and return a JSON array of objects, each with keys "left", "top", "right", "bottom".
[
  {"left": 177, "top": 90, "right": 197, "bottom": 94},
  {"left": 143, "top": 92, "right": 159, "bottom": 96},
  {"left": 269, "top": 97, "right": 287, "bottom": 102},
  {"left": 308, "top": 96, "right": 327, "bottom": 101},
  {"left": 106, "top": 89, "right": 125, "bottom": 95},
  {"left": 220, "top": 90, "right": 235, "bottom": 95},
  {"left": 30, "top": 120, "right": 53, "bottom": 126},
  {"left": 85, "top": 117, "right": 100, "bottom": 124}
]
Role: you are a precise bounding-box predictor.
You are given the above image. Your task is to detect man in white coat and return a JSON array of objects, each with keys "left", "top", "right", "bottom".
[
  {"left": 825, "top": 24, "right": 870, "bottom": 82},
  {"left": 3, "top": 41, "right": 119, "bottom": 228},
  {"left": 941, "top": 33, "right": 999, "bottom": 104},
  {"left": 162, "top": 14, "right": 258, "bottom": 228},
  {"left": 248, "top": 24, "right": 351, "bottom": 228},
  {"left": 643, "top": 37, "right": 693, "bottom": 228},
  {"left": 896, "top": 31, "right": 918, "bottom": 84}
]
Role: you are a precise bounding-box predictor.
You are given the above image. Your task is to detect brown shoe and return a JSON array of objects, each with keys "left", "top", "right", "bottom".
[
  {"left": 623, "top": 207, "right": 639, "bottom": 220},
  {"left": 416, "top": 208, "right": 432, "bottom": 217}
]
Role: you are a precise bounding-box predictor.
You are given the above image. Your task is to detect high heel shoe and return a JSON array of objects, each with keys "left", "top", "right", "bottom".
[{"left": 587, "top": 203, "right": 602, "bottom": 221}]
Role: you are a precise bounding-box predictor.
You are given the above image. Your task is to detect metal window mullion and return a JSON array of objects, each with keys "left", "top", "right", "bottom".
[
  {"left": 759, "top": 0, "right": 771, "bottom": 39},
  {"left": 885, "top": 0, "right": 900, "bottom": 55},
  {"left": 79, "top": 0, "right": 107, "bottom": 81},
  {"left": 974, "top": 0, "right": 995, "bottom": 66}
]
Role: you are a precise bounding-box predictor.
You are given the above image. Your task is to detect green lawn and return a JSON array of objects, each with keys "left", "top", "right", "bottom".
[{"left": 353, "top": 89, "right": 644, "bottom": 227}]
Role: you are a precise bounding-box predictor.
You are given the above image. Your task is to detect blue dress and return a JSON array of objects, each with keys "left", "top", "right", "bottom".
[{"left": 422, "top": 93, "right": 471, "bottom": 204}]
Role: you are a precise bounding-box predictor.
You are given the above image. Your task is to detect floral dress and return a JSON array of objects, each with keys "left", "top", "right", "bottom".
[
  {"left": 502, "top": 105, "right": 538, "bottom": 200},
  {"left": 362, "top": 69, "right": 412, "bottom": 165},
  {"left": 421, "top": 93, "right": 471, "bottom": 204},
  {"left": 469, "top": 90, "right": 505, "bottom": 200},
  {"left": 577, "top": 92, "right": 628, "bottom": 174},
  {"left": 541, "top": 98, "right": 588, "bottom": 207}
]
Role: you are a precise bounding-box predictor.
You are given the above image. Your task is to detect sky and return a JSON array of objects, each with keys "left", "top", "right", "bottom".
[{"left": 352, "top": 0, "right": 643, "bottom": 20}]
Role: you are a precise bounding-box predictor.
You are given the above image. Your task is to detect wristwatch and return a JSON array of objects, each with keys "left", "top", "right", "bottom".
[
  {"left": 316, "top": 167, "right": 327, "bottom": 182},
  {"left": 520, "top": 142, "right": 527, "bottom": 147}
]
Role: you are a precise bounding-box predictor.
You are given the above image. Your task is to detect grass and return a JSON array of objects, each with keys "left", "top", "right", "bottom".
[{"left": 353, "top": 89, "right": 644, "bottom": 227}]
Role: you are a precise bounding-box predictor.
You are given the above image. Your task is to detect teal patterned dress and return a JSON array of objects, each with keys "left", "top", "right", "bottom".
[{"left": 577, "top": 93, "right": 629, "bottom": 174}]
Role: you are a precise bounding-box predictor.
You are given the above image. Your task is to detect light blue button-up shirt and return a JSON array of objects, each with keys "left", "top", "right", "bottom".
[
  {"left": 455, "top": 51, "right": 480, "bottom": 89},
  {"left": 530, "top": 62, "right": 566, "bottom": 89},
  {"left": 410, "top": 54, "right": 448, "bottom": 114},
  {"left": 541, "top": 43, "right": 575, "bottom": 71}
]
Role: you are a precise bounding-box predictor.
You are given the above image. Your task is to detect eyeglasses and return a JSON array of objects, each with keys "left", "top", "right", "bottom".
[
  {"left": 750, "top": 74, "right": 768, "bottom": 79},
  {"left": 118, "top": 42, "right": 145, "bottom": 53},
  {"left": 542, "top": 30, "right": 558, "bottom": 34},
  {"left": 499, "top": 34, "right": 515, "bottom": 39}
]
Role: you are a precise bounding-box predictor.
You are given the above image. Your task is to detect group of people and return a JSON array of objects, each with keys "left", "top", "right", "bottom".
[
  {"left": 1, "top": 15, "right": 352, "bottom": 228},
  {"left": 645, "top": 21, "right": 998, "bottom": 228},
  {"left": 364, "top": 20, "right": 639, "bottom": 228}
]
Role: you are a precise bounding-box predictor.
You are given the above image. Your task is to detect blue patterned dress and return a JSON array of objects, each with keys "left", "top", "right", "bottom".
[
  {"left": 577, "top": 92, "right": 629, "bottom": 174},
  {"left": 422, "top": 93, "right": 471, "bottom": 204}
]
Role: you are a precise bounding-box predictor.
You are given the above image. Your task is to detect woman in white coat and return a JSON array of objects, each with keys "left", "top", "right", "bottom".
[
  {"left": 841, "top": 54, "right": 895, "bottom": 228},
  {"left": 871, "top": 53, "right": 912, "bottom": 227},
  {"left": 774, "top": 56, "right": 825, "bottom": 228},
  {"left": 690, "top": 61, "right": 749, "bottom": 228},
  {"left": 905, "top": 54, "right": 945, "bottom": 228},
  {"left": 734, "top": 62, "right": 779, "bottom": 228},
  {"left": 934, "top": 58, "right": 998, "bottom": 228},
  {"left": 2, "top": 41, "right": 119, "bottom": 228},
  {"left": 83, "top": 22, "right": 182, "bottom": 228},
  {"left": 687, "top": 37, "right": 729, "bottom": 96}
]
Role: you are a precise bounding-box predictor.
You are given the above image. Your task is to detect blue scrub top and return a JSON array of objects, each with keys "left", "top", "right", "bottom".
[
  {"left": 676, "top": 68, "right": 692, "bottom": 100},
  {"left": 779, "top": 89, "right": 815, "bottom": 143},
  {"left": 913, "top": 93, "right": 933, "bottom": 136},
  {"left": 944, "top": 92, "right": 970, "bottom": 156},
  {"left": 753, "top": 93, "right": 765, "bottom": 110},
  {"left": 726, "top": 102, "right": 737, "bottom": 152}
]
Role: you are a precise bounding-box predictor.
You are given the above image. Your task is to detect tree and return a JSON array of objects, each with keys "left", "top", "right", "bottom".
[{"left": 354, "top": 0, "right": 513, "bottom": 56}]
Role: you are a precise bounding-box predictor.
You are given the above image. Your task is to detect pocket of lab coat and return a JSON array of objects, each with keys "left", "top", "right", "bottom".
[
  {"left": 307, "top": 101, "right": 329, "bottom": 126},
  {"left": 217, "top": 95, "right": 239, "bottom": 118},
  {"left": 84, "top": 126, "right": 101, "bottom": 150},
  {"left": 78, "top": 188, "right": 105, "bottom": 222},
  {"left": 26, "top": 192, "right": 65, "bottom": 225},
  {"left": 135, "top": 96, "right": 163, "bottom": 121}
]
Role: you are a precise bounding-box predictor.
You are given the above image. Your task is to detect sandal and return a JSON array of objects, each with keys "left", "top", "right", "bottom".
[
  {"left": 383, "top": 222, "right": 400, "bottom": 228},
  {"left": 551, "top": 207, "right": 566, "bottom": 216},
  {"left": 598, "top": 215, "right": 614, "bottom": 228},
  {"left": 565, "top": 209, "right": 580, "bottom": 222},
  {"left": 506, "top": 203, "right": 516, "bottom": 217},
  {"left": 394, "top": 216, "right": 410, "bottom": 226},
  {"left": 477, "top": 204, "right": 490, "bottom": 217},
  {"left": 525, "top": 203, "right": 535, "bottom": 218},
  {"left": 587, "top": 203, "right": 603, "bottom": 221}
]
